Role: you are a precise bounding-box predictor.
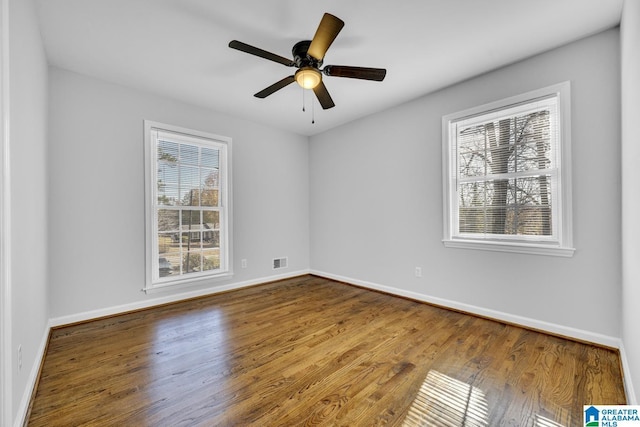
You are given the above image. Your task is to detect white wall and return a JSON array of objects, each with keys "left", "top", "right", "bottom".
[
  {"left": 310, "top": 29, "right": 621, "bottom": 343},
  {"left": 621, "top": 0, "right": 640, "bottom": 404},
  {"left": 7, "top": 0, "right": 49, "bottom": 423},
  {"left": 47, "top": 68, "right": 310, "bottom": 319}
]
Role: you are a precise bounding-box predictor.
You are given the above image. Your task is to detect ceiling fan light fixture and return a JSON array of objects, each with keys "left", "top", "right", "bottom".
[{"left": 295, "top": 67, "right": 322, "bottom": 89}]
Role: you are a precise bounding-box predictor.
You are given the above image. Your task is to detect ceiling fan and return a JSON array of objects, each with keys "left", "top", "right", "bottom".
[{"left": 228, "top": 13, "right": 387, "bottom": 110}]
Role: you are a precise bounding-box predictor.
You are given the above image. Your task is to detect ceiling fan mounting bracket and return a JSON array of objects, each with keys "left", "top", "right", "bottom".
[{"left": 292, "top": 40, "right": 322, "bottom": 69}]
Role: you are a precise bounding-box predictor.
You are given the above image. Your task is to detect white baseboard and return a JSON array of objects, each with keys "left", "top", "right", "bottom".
[
  {"left": 310, "top": 269, "right": 621, "bottom": 349},
  {"left": 50, "top": 270, "right": 310, "bottom": 328},
  {"left": 14, "top": 325, "right": 49, "bottom": 427},
  {"left": 619, "top": 342, "right": 638, "bottom": 404}
]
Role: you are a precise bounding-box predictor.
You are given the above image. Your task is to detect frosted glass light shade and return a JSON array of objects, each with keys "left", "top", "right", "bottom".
[{"left": 295, "top": 67, "right": 322, "bottom": 89}]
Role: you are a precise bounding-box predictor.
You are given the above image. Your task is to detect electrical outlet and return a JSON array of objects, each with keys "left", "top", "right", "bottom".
[
  {"left": 241, "top": 259, "right": 247, "bottom": 268},
  {"left": 415, "top": 267, "right": 422, "bottom": 278},
  {"left": 18, "top": 345, "right": 22, "bottom": 371}
]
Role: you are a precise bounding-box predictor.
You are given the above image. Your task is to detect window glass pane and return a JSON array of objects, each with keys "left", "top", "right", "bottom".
[
  {"left": 459, "top": 207, "right": 486, "bottom": 234},
  {"left": 181, "top": 210, "right": 202, "bottom": 227},
  {"left": 180, "top": 231, "right": 197, "bottom": 247},
  {"left": 459, "top": 181, "right": 485, "bottom": 208},
  {"left": 159, "top": 254, "right": 179, "bottom": 277},
  {"left": 202, "top": 250, "right": 220, "bottom": 271},
  {"left": 158, "top": 145, "right": 180, "bottom": 206},
  {"left": 158, "top": 140, "right": 178, "bottom": 163},
  {"left": 201, "top": 169, "right": 219, "bottom": 207},
  {"left": 505, "top": 205, "right": 553, "bottom": 236},
  {"left": 202, "top": 229, "right": 215, "bottom": 248},
  {"left": 158, "top": 186, "right": 179, "bottom": 206},
  {"left": 458, "top": 110, "right": 553, "bottom": 178},
  {"left": 158, "top": 164, "right": 178, "bottom": 186},
  {"left": 179, "top": 166, "right": 200, "bottom": 206},
  {"left": 203, "top": 230, "right": 220, "bottom": 249},
  {"left": 180, "top": 144, "right": 199, "bottom": 165},
  {"left": 201, "top": 189, "right": 219, "bottom": 207},
  {"left": 202, "top": 168, "right": 219, "bottom": 187},
  {"left": 459, "top": 181, "right": 486, "bottom": 234},
  {"left": 158, "top": 233, "right": 176, "bottom": 254},
  {"left": 456, "top": 181, "right": 492, "bottom": 236},
  {"left": 157, "top": 210, "right": 179, "bottom": 232},
  {"left": 180, "top": 189, "right": 199, "bottom": 206},
  {"left": 183, "top": 251, "right": 202, "bottom": 273},
  {"left": 201, "top": 147, "right": 219, "bottom": 169},
  {"left": 180, "top": 165, "right": 200, "bottom": 187},
  {"left": 202, "top": 211, "right": 219, "bottom": 228},
  {"left": 513, "top": 111, "right": 552, "bottom": 173},
  {"left": 458, "top": 125, "right": 487, "bottom": 178},
  {"left": 513, "top": 176, "right": 552, "bottom": 236},
  {"left": 458, "top": 121, "right": 515, "bottom": 178}
]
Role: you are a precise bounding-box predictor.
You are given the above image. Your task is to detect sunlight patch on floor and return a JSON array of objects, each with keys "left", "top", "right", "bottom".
[
  {"left": 534, "top": 414, "right": 566, "bottom": 427},
  {"left": 401, "top": 370, "right": 567, "bottom": 427},
  {"left": 402, "top": 370, "right": 489, "bottom": 426}
]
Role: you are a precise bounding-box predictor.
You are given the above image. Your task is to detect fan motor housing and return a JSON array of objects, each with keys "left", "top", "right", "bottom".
[{"left": 292, "top": 40, "right": 322, "bottom": 68}]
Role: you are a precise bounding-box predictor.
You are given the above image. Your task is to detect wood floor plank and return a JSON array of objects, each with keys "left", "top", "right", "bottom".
[{"left": 26, "top": 275, "right": 626, "bottom": 426}]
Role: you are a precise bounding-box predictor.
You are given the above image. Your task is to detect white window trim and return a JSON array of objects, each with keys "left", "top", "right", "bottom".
[
  {"left": 143, "top": 120, "right": 233, "bottom": 292},
  {"left": 441, "top": 82, "right": 574, "bottom": 257}
]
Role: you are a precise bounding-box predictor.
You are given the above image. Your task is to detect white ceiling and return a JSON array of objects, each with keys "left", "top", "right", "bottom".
[{"left": 35, "top": 0, "right": 623, "bottom": 136}]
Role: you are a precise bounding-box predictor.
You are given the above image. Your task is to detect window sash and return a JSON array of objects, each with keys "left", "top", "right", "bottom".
[
  {"left": 455, "top": 173, "right": 558, "bottom": 241},
  {"left": 451, "top": 100, "right": 559, "bottom": 242}
]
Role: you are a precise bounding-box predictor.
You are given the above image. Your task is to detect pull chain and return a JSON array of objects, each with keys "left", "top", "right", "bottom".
[
  {"left": 301, "top": 87, "right": 315, "bottom": 124},
  {"left": 302, "top": 87, "right": 306, "bottom": 112}
]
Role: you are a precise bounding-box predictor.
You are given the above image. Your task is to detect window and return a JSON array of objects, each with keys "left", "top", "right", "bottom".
[
  {"left": 442, "top": 82, "right": 574, "bottom": 256},
  {"left": 144, "top": 121, "right": 232, "bottom": 291}
]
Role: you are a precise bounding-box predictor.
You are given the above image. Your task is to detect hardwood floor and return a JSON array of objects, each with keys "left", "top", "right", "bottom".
[{"left": 27, "top": 275, "right": 626, "bottom": 426}]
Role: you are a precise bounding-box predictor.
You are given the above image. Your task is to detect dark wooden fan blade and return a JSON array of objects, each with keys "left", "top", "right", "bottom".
[
  {"left": 307, "top": 13, "right": 345, "bottom": 61},
  {"left": 313, "top": 81, "right": 335, "bottom": 109},
  {"left": 254, "top": 75, "right": 296, "bottom": 98},
  {"left": 229, "top": 40, "right": 295, "bottom": 67},
  {"left": 323, "top": 65, "right": 387, "bottom": 81}
]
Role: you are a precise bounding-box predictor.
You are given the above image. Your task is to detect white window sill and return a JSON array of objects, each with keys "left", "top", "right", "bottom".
[
  {"left": 143, "top": 271, "right": 234, "bottom": 294},
  {"left": 443, "top": 239, "right": 575, "bottom": 257}
]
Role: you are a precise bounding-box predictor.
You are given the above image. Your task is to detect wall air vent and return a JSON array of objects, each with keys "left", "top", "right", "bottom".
[{"left": 272, "top": 257, "right": 288, "bottom": 270}]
